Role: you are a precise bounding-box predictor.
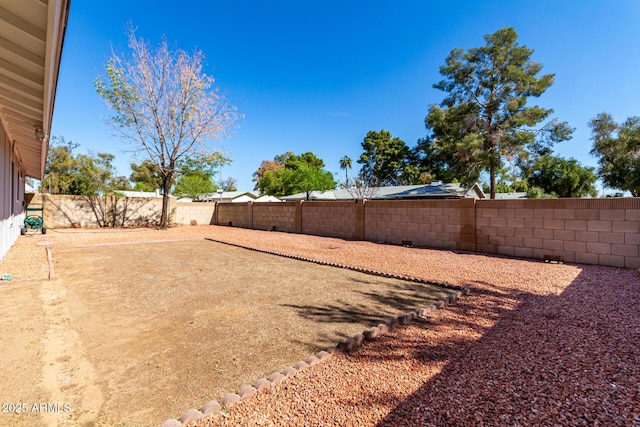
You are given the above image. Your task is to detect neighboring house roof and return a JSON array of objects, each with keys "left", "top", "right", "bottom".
[
  {"left": 0, "top": 0, "right": 71, "bottom": 179},
  {"left": 385, "top": 182, "right": 486, "bottom": 199},
  {"left": 254, "top": 195, "right": 282, "bottom": 202},
  {"left": 280, "top": 186, "right": 412, "bottom": 201},
  {"left": 281, "top": 182, "right": 489, "bottom": 201},
  {"left": 120, "top": 190, "right": 162, "bottom": 198},
  {"left": 225, "top": 191, "right": 260, "bottom": 199},
  {"left": 231, "top": 194, "right": 255, "bottom": 203},
  {"left": 493, "top": 192, "right": 527, "bottom": 199},
  {"left": 119, "top": 190, "right": 279, "bottom": 203},
  {"left": 199, "top": 191, "right": 260, "bottom": 202}
]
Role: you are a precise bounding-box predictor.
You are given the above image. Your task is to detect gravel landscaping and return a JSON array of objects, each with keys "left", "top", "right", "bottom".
[
  {"left": 1, "top": 225, "right": 639, "bottom": 426},
  {"left": 182, "top": 227, "right": 640, "bottom": 427}
]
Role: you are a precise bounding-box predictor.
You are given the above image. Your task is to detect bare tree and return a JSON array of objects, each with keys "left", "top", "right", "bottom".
[
  {"left": 222, "top": 177, "right": 238, "bottom": 192},
  {"left": 95, "top": 26, "right": 240, "bottom": 228},
  {"left": 346, "top": 173, "right": 380, "bottom": 199}
]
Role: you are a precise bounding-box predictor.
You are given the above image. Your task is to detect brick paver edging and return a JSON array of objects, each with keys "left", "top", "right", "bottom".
[{"left": 158, "top": 238, "right": 470, "bottom": 427}]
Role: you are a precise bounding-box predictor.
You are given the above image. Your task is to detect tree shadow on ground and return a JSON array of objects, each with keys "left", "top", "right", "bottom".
[
  {"left": 288, "top": 330, "right": 355, "bottom": 354},
  {"left": 334, "top": 282, "right": 527, "bottom": 365},
  {"left": 370, "top": 265, "right": 640, "bottom": 426},
  {"left": 281, "top": 279, "right": 455, "bottom": 331}
]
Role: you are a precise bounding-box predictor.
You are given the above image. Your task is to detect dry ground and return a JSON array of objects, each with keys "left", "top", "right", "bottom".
[{"left": 0, "top": 226, "right": 454, "bottom": 427}]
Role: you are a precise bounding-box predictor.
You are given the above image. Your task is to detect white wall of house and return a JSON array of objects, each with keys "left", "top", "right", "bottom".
[
  {"left": 0, "top": 0, "right": 70, "bottom": 262},
  {"left": 0, "top": 125, "right": 25, "bottom": 262}
]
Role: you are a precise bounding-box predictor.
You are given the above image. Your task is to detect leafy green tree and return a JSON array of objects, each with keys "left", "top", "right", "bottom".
[
  {"left": 41, "top": 137, "right": 129, "bottom": 195},
  {"left": 94, "top": 153, "right": 130, "bottom": 193},
  {"left": 590, "top": 113, "right": 640, "bottom": 196},
  {"left": 357, "top": 130, "right": 413, "bottom": 186},
  {"left": 173, "top": 174, "right": 215, "bottom": 199},
  {"left": 177, "top": 153, "right": 229, "bottom": 177},
  {"left": 255, "top": 167, "right": 284, "bottom": 196},
  {"left": 479, "top": 159, "right": 530, "bottom": 194},
  {"left": 95, "top": 26, "right": 240, "bottom": 228},
  {"left": 130, "top": 161, "right": 163, "bottom": 192},
  {"left": 252, "top": 160, "right": 283, "bottom": 191},
  {"left": 67, "top": 157, "right": 98, "bottom": 195},
  {"left": 71, "top": 153, "right": 130, "bottom": 195},
  {"left": 253, "top": 151, "right": 336, "bottom": 197},
  {"left": 281, "top": 163, "right": 336, "bottom": 200},
  {"left": 274, "top": 151, "right": 326, "bottom": 170},
  {"left": 425, "top": 27, "right": 573, "bottom": 198},
  {"left": 173, "top": 153, "right": 230, "bottom": 199},
  {"left": 526, "top": 186, "right": 554, "bottom": 199},
  {"left": 40, "top": 136, "right": 78, "bottom": 194},
  {"left": 110, "top": 176, "right": 132, "bottom": 192},
  {"left": 528, "top": 154, "right": 597, "bottom": 198},
  {"left": 410, "top": 138, "right": 452, "bottom": 184},
  {"left": 482, "top": 177, "right": 527, "bottom": 195}
]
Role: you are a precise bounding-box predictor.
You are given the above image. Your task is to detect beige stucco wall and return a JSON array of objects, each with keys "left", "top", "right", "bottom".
[
  {"left": 34, "top": 194, "right": 164, "bottom": 228},
  {"left": 173, "top": 202, "right": 216, "bottom": 225},
  {"left": 31, "top": 195, "right": 214, "bottom": 228}
]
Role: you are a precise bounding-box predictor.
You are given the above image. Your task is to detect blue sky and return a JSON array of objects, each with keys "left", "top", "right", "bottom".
[{"left": 51, "top": 0, "right": 640, "bottom": 193}]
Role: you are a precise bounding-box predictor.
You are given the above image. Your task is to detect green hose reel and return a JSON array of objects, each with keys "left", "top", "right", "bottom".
[{"left": 21, "top": 203, "right": 46, "bottom": 235}]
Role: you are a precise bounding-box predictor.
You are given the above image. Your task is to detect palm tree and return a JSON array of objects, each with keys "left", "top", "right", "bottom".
[{"left": 339, "top": 155, "right": 352, "bottom": 187}]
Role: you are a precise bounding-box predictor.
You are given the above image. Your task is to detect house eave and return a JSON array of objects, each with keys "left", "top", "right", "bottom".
[{"left": 0, "top": 0, "right": 71, "bottom": 179}]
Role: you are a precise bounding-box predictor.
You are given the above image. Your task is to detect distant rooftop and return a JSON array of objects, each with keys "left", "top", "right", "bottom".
[
  {"left": 199, "top": 191, "right": 259, "bottom": 202},
  {"left": 280, "top": 181, "right": 487, "bottom": 201}
]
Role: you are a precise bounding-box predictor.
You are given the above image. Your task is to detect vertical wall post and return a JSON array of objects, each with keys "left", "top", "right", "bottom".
[
  {"left": 457, "top": 198, "right": 476, "bottom": 252},
  {"left": 294, "top": 200, "right": 303, "bottom": 234},
  {"left": 354, "top": 199, "right": 365, "bottom": 241},
  {"left": 247, "top": 201, "right": 254, "bottom": 229}
]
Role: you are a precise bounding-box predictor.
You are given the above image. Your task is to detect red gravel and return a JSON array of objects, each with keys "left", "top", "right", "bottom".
[{"left": 186, "top": 226, "right": 640, "bottom": 427}]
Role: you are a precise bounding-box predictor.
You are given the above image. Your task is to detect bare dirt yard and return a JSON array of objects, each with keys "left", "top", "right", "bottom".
[{"left": 0, "top": 226, "right": 455, "bottom": 427}]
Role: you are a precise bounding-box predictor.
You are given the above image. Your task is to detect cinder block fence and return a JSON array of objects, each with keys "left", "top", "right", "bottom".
[
  {"left": 29, "top": 194, "right": 640, "bottom": 269},
  {"left": 216, "top": 198, "right": 640, "bottom": 269},
  {"left": 474, "top": 198, "right": 640, "bottom": 268},
  {"left": 32, "top": 194, "right": 216, "bottom": 228}
]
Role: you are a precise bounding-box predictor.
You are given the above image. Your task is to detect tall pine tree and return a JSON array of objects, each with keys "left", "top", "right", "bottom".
[{"left": 424, "top": 27, "right": 572, "bottom": 198}]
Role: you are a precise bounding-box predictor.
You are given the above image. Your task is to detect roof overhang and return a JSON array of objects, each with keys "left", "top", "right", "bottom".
[{"left": 0, "top": 0, "right": 70, "bottom": 179}]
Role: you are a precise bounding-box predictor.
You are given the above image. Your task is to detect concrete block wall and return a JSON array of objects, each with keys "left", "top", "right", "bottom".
[
  {"left": 38, "top": 194, "right": 164, "bottom": 228},
  {"left": 476, "top": 198, "right": 640, "bottom": 268},
  {"left": 36, "top": 195, "right": 640, "bottom": 269},
  {"left": 174, "top": 202, "right": 215, "bottom": 225},
  {"left": 301, "top": 201, "right": 357, "bottom": 239},
  {"left": 216, "top": 203, "right": 251, "bottom": 228},
  {"left": 252, "top": 202, "right": 298, "bottom": 232},
  {"left": 37, "top": 195, "right": 218, "bottom": 228},
  {"left": 365, "top": 199, "right": 476, "bottom": 251}
]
